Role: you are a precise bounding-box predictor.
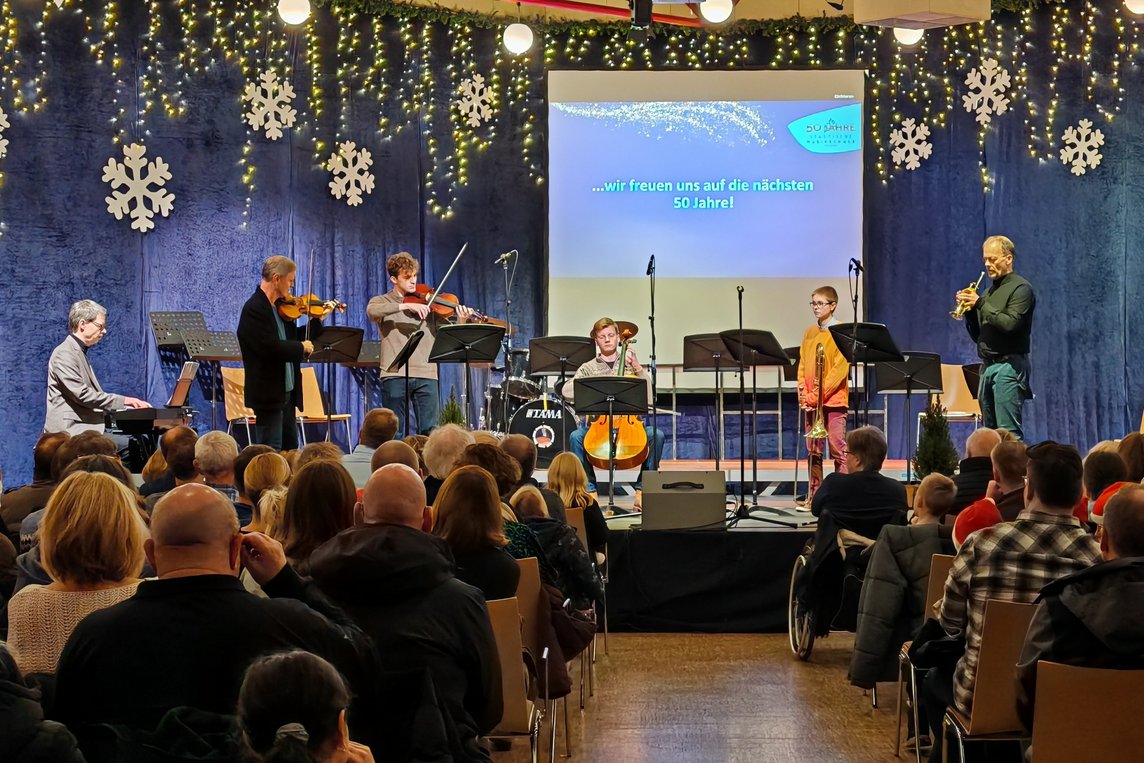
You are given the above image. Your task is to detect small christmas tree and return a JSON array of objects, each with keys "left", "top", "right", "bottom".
[
  {"left": 913, "top": 400, "right": 960, "bottom": 479},
  {"left": 438, "top": 386, "right": 465, "bottom": 427}
]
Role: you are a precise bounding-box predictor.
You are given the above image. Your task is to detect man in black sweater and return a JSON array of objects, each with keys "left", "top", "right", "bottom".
[
  {"left": 955, "top": 235, "right": 1036, "bottom": 440},
  {"left": 54, "top": 484, "right": 376, "bottom": 738}
]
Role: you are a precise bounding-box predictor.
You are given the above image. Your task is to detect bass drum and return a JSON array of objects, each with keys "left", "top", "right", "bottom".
[{"left": 509, "top": 398, "right": 577, "bottom": 468}]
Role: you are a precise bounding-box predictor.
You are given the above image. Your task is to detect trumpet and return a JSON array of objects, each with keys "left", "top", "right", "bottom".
[
  {"left": 950, "top": 271, "right": 986, "bottom": 321},
  {"left": 806, "top": 343, "right": 829, "bottom": 441}
]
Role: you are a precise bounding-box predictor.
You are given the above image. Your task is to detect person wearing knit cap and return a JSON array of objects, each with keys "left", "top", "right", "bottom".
[{"left": 952, "top": 498, "right": 1004, "bottom": 549}]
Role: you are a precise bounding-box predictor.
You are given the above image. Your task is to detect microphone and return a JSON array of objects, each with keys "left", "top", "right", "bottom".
[
  {"left": 849, "top": 257, "right": 864, "bottom": 273},
  {"left": 646, "top": 254, "right": 655, "bottom": 276},
  {"left": 494, "top": 249, "right": 517, "bottom": 265},
  {"left": 737, "top": 285, "right": 744, "bottom": 294}
]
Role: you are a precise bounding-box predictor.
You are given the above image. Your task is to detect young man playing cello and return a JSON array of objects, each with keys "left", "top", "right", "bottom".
[
  {"left": 561, "top": 317, "right": 665, "bottom": 511},
  {"left": 798, "top": 286, "right": 850, "bottom": 506}
]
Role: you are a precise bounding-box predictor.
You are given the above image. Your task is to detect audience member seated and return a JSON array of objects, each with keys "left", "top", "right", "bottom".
[
  {"left": 283, "top": 460, "right": 356, "bottom": 576},
  {"left": 343, "top": 408, "right": 399, "bottom": 488},
  {"left": 456, "top": 443, "right": 521, "bottom": 500},
  {"left": 233, "top": 444, "right": 275, "bottom": 527},
  {"left": 138, "top": 426, "right": 198, "bottom": 496},
  {"left": 950, "top": 429, "right": 1001, "bottom": 515},
  {"left": 422, "top": 424, "right": 475, "bottom": 504},
  {"left": 54, "top": 483, "right": 375, "bottom": 741},
  {"left": 471, "top": 430, "right": 501, "bottom": 446},
  {"left": 1084, "top": 450, "right": 1128, "bottom": 514},
  {"left": 194, "top": 431, "right": 240, "bottom": 503},
  {"left": 21, "top": 432, "right": 119, "bottom": 551},
  {"left": 546, "top": 452, "right": 609, "bottom": 560},
  {"left": 297, "top": 442, "right": 345, "bottom": 472},
  {"left": 140, "top": 446, "right": 167, "bottom": 484},
  {"left": 811, "top": 426, "right": 907, "bottom": 521},
  {"left": 920, "top": 442, "right": 1101, "bottom": 762},
  {"left": 993, "top": 428, "right": 1018, "bottom": 443},
  {"left": 8, "top": 472, "right": 146, "bottom": 675},
  {"left": 243, "top": 452, "right": 292, "bottom": 538},
  {"left": 1015, "top": 484, "right": 1144, "bottom": 730},
  {"left": 1086, "top": 439, "right": 1121, "bottom": 457},
  {"left": 369, "top": 440, "right": 422, "bottom": 475},
  {"left": 143, "top": 436, "right": 202, "bottom": 511},
  {"left": 403, "top": 434, "right": 429, "bottom": 474},
  {"left": 512, "top": 485, "right": 603, "bottom": 610},
  {"left": 849, "top": 473, "right": 957, "bottom": 689},
  {"left": 0, "top": 642, "right": 84, "bottom": 762},
  {"left": 2, "top": 432, "right": 68, "bottom": 540},
  {"left": 238, "top": 650, "right": 374, "bottom": 763},
  {"left": 500, "top": 433, "right": 565, "bottom": 521},
  {"left": 1118, "top": 431, "right": 1144, "bottom": 483},
  {"left": 309, "top": 464, "right": 502, "bottom": 761},
  {"left": 987, "top": 439, "right": 1028, "bottom": 521},
  {"left": 952, "top": 499, "right": 1003, "bottom": 550},
  {"left": 433, "top": 465, "right": 520, "bottom": 600}
]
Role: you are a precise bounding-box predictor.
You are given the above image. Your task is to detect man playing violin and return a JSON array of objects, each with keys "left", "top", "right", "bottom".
[
  {"left": 237, "top": 255, "right": 322, "bottom": 451},
  {"left": 561, "top": 317, "right": 665, "bottom": 511},
  {"left": 367, "top": 252, "right": 473, "bottom": 437}
]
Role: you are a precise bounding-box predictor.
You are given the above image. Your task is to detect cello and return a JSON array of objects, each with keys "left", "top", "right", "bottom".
[{"left": 582, "top": 328, "right": 649, "bottom": 470}]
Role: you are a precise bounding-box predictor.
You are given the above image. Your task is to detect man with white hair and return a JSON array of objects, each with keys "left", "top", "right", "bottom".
[
  {"left": 195, "top": 430, "right": 241, "bottom": 503},
  {"left": 44, "top": 299, "right": 149, "bottom": 436},
  {"left": 310, "top": 464, "right": 502, "bottom": 760},
  {"left": 421, "top": 423, "right": 475, "bottom": 504}
]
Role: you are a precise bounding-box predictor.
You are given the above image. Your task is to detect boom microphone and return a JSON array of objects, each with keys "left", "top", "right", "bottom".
[
  {"left": 494, "top": 250, "right": 517, "bottom": 265},
  {"left": 849, "top": 257, "right": 864, "bottom": 273}
]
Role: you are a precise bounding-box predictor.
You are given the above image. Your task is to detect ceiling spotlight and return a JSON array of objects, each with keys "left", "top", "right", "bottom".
[
  {"left": 699, "top": 0, "right": 734, "bottom": 24},
  {"left": 503, "top": 23, "right": 534, "bottom": 55},
  {"left": 1126, "top": 0, "right": 1144, "bottom": 14},
  {"left": 893, "top": 27, "right": 924, "bottom": 45},
  {"left": 277, "top": 0, "right": 311, "bottom": 25}
]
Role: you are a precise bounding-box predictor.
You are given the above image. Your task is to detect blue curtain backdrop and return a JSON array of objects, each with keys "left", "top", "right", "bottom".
[{"left": 0, "top": 0, "right": 1140, "bottom": 483}]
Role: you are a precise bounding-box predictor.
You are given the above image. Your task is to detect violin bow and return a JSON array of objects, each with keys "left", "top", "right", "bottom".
[
  {"left": 424, "top": 242, "right": 468, "bottom": 319},
  {"left": 304, "top": 246, "right": 316, "bottom": 341}
]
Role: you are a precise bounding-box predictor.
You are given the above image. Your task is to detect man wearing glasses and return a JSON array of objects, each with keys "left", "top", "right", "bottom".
[
  {"left": 796, "top": 286, "right": 850, "bottom": 506},
  {"left": 44, "top": 299, "right": 149, "bottom": 436}
]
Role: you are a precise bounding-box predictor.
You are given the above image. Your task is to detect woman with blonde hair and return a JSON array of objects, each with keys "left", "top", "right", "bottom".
[
  {"left": 433, "top": 466, "right": 520, "bottom": 599},
  {"left": 545, "top": 452, "right": 609, "bottom": 558},
  {"left": 243, "top": 452, "right": 291, "bottom": 540},
  {"left": 7, "top": 471, "right": 147, "bottom": 674}
]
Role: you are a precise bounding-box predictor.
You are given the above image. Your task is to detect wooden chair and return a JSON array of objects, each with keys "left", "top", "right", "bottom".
[
  {"left": 941, "top": 599, "right": 1036, "bottom": 762},
  {"left": 922, "top": 364, "right": 981, "bottom": 435},
  {"left": 220, "top": 366, "right": 256, "bottom": 443},
  {"left": 564, "top": 505, "right": 600, "bottom": 704},
  {"left": 895, "top": 553, "right": 956, "bottom": 761},
  {"left": 565, "top": 504, "right": 609, "bottom": 655},
  {"left": 514, "top": 557, "right": 562, "bottom": 761},
  {"left": 295, "top": 366, "right": 352, "bottom": 446},
  {"left": 484, "top": 597, "right": 542, "bottom": 762},
  {"left": 1030, "top": 661, "right": 1144, "bottom": 762}
]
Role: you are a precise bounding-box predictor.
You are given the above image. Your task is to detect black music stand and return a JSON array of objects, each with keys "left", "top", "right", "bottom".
[
  {"left": 150, "top": 311, "right": 207, "bottom": 349},
  {"left": 683, "top": 334, "right": 733, "bottom": 472},
  {"left": 829, "top": 323, "right": 905, "bottom": 426},
  {"left": 306, "top": 327, "right": 364, "bottom": 444},
  {"left": 342, "top": 340, "right": 382, "bottom": 413},
  {"left": 720, "top": 329, "right": 789, "bottom": 509},
  {"left": 876, "top": 351, "right": 943, "bottom": 483},
  {"left": 181, "top": 329, "right": 242, "bottom": 430},
  {"left": 962, "top": 362, "right": 983, "bottom": 401},
  {"left": 573, "top": 376, "right": 648, "bottom": 510},
  {"left": 387, "top": 331, "right": 425, "bottom": 437},
  {"left": 528, "top": 336, "right": 596, "bottom": 454},
  {"left": 429, "top": 325, "right": 506, "bottom": 427}
]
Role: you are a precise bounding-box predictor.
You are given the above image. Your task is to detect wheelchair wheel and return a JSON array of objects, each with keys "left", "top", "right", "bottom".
[{"left": 788, "top": 551, "right": 816, "bottom": 661}]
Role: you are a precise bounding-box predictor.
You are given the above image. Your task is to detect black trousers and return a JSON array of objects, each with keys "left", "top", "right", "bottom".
[{"left": 252, "top": 403, "right": 298, "bottom": 451}]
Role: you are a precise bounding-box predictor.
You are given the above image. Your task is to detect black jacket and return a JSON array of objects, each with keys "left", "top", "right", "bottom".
[
  {"left": 452, "top": 545, "right": 521, "bottom": 600},
  {"left": 521, "top": 516, "right": 604, "bottom": 609},
  {"left": 236, "top": 288, "right": 321, "bottom": 410},
  {"left": 811, "top": 469, "right": 908, "bottom": 521},
  {"left": 965, "top": 271, "right": 1035, "bottom": 359},
  {"left": 849, "top": 523, "right": 955, "bottom": 688},
  {"left": 310, "top": 524, "right": 502, "bottom": 762},
  {"left": 54, "top": 567, "right": 375, "bottom": 735},
  {"left": 0, "top": 679, "right": 84, "bottom": 763},
  {"left": 1016, "top": 556, "right": 1144, "bottom": 729},
  {"left": 951, "top": 457, "right": 993, "bottom": 515}
]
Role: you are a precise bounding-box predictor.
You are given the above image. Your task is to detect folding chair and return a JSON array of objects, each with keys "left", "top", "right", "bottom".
[
  {"left": 485, "top": 597, "right": 543, "bottom": 762},
  {"left": 564, "top": 505, "right": 599, "bottom": 706},
  {"left": 1030, "top": 661, "right": 1144, "bottom": 763},
  {"left": 220, "top": 366, "right": 256, "bottom": 443},
  {"left": 515, "top": 557, "right": 565, "bottom": 760},
  {"left": 295, "top": 366, "right": 353, "bottom": 445}
]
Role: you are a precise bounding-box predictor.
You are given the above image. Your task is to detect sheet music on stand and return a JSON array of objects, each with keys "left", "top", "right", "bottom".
[
  {"left": 180, "top": 329, "right": 242, "bottom": 431},
  {"left": 150, "top": 311, "right": 208, "bottom": 350}
]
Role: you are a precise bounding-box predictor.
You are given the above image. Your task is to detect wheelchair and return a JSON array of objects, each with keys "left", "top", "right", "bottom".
[{"left": 788, "top": 507, "right": 906, "bottom": 661}]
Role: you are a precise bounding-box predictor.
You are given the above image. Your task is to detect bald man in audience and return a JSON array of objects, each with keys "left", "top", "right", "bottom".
[
  {"left": 369, "top": 440, "right": 422, "bottom": 475},
  {"left": 310, "top": 465, "right": 502, "bottom": 760},
  {"left": 950, "top": 428, "right": 1002, "bottom": 515},
  {"left": 54, "top": 483, "right": 375, "bottom": 738}
]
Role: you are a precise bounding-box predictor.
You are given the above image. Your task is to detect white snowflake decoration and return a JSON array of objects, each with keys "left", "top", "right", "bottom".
[
  {"left": 963, "top": 58, "right": 1012, "bottom": 125},
  {"left": 242, "top": 70, "right": 297, "bottom": 141},
  {"left": 1060, "top": 119, "right": 1104, "bottom": 176},
  {"left": 890, "top": 118, "right": 933, "bottom": 171},
  {"left": 0, "top": 106, "right": 8, "bottom": 159},
  {"left": 326, "top": 141, "right": 375, "bottom": 206},
  {"left": 102, "top": 143, "right": 175, "bottom": 233},
  {"left": 458, "top": 73, "right": 493, "bottom": 128}
]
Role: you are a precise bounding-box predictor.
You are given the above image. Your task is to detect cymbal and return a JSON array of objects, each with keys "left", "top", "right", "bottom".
[{"left": 615, "top": 320, "right": 639, "bottom": 339}]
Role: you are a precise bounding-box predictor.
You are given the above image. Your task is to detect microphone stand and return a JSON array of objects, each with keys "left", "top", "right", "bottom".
[
  {"left": 647, "top": 253, "right": 657, "bottom": 435},
  {"left": 734, "top": 286, "right": 749, "bottom": 519},
  {"left": 500, "top": 250, "right": 517, "bottom": 433},
  {"left": 849, "top": 259, "right": 862, "bottom": 427}
]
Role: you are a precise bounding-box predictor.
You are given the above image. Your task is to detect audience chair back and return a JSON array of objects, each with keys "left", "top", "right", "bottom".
[
  {"left": 933, "top": 363, "right": 981, "bottom": 421},
  {"left": 1031, "top": 662, "right": 1144, "bottom": 763},
  {"left": 486, "top": 597, "right": 531, "bottom": 734},
  {"left": 565, "top": 507, "right": 588, "bottom": 552},
  {"left": 955, "top": 599, "right": 1036, "bottom": 735},
  {"left": 220, "top": 366, "right": 256, "bottom": 438},
  {"left": 515, "top": 556, "right": 543, "bottom": 661},
  {"left": 296, "top": 367, "right": 352, "bottom": 445},
  {"left": 924, "top": 554, "right": 955, "bottom": 616}
]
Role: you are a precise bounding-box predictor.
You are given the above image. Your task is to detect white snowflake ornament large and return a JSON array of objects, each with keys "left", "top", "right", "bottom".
[
  {"left": 102, "top": 142, "right": 175, "bottom": 233},
  {"left": 963, "top": 58, "right": 1012, "bottom": 125},
  {"left": 326, "top": 141, "right": 375, "bottom": 206},
  {"left": 890, "top": 118, "right": 933, "bottom": 171},
  {"left": 458, "top": 73, "right": 493, "bottom": 127},
  {"left": 1060, "top": 119, "right": 1104, "bottom": 176},
  {"left": 0, "top": 106, "right": 8, "bottom": 159},
  {"left": 242, "top": 70, "right": 297, "bottom": 140}
]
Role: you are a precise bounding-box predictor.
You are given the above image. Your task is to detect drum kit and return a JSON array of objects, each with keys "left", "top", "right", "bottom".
[{"left": 481, "top": 348, "right": 578, "bottom": 467}]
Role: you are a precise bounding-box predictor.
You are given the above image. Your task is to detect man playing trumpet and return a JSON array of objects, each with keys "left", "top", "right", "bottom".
[
  {"left": 798, "top": 286, "right": 850, "bottom": 506},
  {"left": 954, "top": 235, "right": 1036, "bottom": 440}
]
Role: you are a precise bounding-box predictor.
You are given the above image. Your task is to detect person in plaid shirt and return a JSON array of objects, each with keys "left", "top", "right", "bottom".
[{"left": 921, "top": 441, "right": 1100, "bottom": 762}]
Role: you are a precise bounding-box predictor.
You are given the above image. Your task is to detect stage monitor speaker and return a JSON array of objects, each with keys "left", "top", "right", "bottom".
[{"left": 639, "top": 471, "right": 727, "bottom": 530}]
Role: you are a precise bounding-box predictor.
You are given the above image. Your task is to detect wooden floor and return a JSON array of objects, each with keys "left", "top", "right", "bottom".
[{"left": 492, "top": 632, "right": 902, "bottom": 763}]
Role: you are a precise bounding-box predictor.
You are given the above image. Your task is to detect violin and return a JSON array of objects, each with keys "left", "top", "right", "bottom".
[
  {"left": 277, "top": 294, "right": 348, "bottom": 321},
  {"left": 583, "top": 330, "right": 649, "bottom": 470},
  {"left": 403, "top": 284, "right": 510, "bottom": 331}
]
